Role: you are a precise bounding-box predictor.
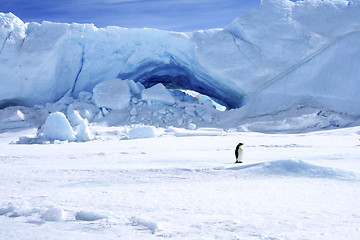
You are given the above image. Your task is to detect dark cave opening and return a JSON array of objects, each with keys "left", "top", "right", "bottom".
[{"left": 118, "top": 63, "right": 243, "bottom": 110}]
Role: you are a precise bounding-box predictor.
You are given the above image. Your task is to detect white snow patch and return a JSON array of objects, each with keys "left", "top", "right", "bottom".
[
  {"left": 75, "top": 211, "right": 108, "bottom": 221},
  {"left": 40, "top": 207, "right": 65, "bottom": 222},
  {"left": 129, "top": 216, "right": 158, "bottom": 234},
  {"left": 0, "top": 201, "right": 37, "bottom": 218},
  {"left": 229, "top": 159, "right": 360, "bottom": 180}
]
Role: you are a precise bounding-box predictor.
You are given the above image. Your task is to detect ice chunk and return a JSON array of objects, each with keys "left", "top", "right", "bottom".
[
  {"left": 126, "top": 79, "right": 142, "bottom": 95},
  {"left": 92, "top": 79, "right": 131, "bottom": 110},
  {"left": 0, "top": 108, "right": 31, "bottom": 130},
  {"left": 77, "top": 91, "right": 93, "bottom": 102},
  {"left": 127, "top": 125, "right": 156, "bottom": 139},
  {"left": 184, "top": 106, "right": 196, "bottom": 117},
  {"left": 67, "top": 107, "right": 93, "bottom": 141},
  {"left": 130, "top": 115, "right": 137, "bottom": 124},
  {"left": 75, "top": 119, "right": 93, "bottom": 142},
  {"left": 141, "top": 83, "right": 175, "bottom": 106},
  {"left": 171, "top": 90, "right": 196, "bottom": 103},
  {"left": 67, "top": 102, "right": 99, "bottom": 123},
  {"left": 187, "top": 122, "right": 197, "bottom": 130},
  {"left": 67, "top": 107, "right": 84, "bottom": 126},
  {"left": 130, "top": 108, "right": 137, "bottom": 116},
  {"left": 0, "top": 109, "right": 24, "bottom": 122},
  {"left": 43, "top": 112, "right": 76, "bottom": 142},
  {"left": 136, "top": 82, "right": 145, "bottom": 92},
  {"left": 199, "top": 95, "right": 226, "bottom": 111},
  {"left": 197, "top": 108, "right": 212, "bottom": 123}
]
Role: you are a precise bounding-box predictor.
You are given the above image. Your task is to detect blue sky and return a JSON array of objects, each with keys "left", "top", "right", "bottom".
[{"left": 1, "top": 0, "right": 260, "bottom": 32}]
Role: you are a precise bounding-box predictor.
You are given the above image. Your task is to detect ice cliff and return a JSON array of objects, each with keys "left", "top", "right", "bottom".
[{"left": 0, "top": 0, "right": 360, "bottom": 120}]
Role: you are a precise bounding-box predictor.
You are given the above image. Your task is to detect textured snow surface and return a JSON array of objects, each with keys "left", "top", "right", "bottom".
[
  {"left": 1, "top": 0, "right": 360, "bottom": 118},
  {"left": 1, "top": 126, "right": 360, "bottom": 239}
]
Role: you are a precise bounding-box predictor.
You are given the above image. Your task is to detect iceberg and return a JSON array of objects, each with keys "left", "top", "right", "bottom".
[{"left": 0, "top": 0, "right": 360, "bottom": 128}]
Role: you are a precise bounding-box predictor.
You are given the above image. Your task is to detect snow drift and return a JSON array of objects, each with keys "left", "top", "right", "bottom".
[
  {"left": 0, "top": 0, "right": 360, "bottom": 132},
  {"left": 228, "top": 160, "right": 360, "bottom": 180}
]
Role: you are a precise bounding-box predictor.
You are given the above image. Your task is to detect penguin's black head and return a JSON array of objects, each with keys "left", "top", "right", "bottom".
[{"left": 238, "top": 143, "right": 244, "bottom": 146}]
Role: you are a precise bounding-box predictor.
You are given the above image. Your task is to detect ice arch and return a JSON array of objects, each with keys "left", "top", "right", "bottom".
[
  {"left": 0, "top": 13, "right": 247, "bottom": 109},
  {"left": 118, "top": 61, "right": 243, "bottom": 109}
]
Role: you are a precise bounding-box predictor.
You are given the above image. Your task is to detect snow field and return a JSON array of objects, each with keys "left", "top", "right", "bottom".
[
  {"left": 1, "top": 1, "right": 360, "bottom": 239},
  {"left": 1, "top": 126, "right": 360, "bottom": 239}
]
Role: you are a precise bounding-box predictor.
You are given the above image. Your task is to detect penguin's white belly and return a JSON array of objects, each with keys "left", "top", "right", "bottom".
[{"left": 236, "top": 148, "right": 243, "bottom": 163}]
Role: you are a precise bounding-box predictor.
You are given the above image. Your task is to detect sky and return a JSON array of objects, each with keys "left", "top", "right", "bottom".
[{"left": 0, "top": 0, "right": 260, "bottom": 32}]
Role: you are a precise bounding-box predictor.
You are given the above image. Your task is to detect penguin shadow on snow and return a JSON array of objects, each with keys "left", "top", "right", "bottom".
[{"left": 227, "top": 162, "right": 265, "bottom": 171}]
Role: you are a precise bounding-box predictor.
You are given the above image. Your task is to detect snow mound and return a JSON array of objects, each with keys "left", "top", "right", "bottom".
[
  {"left": 0, "top": 201, "right": 113, "bottom": 224},
  {"left": 43, "top": 112, "right": 76, "bottom": 142},
  {"left": 129, "top": 216, "right": 158, "bottom": 234},
  {"left": 229, "top": 160, "right": 359, "bottom": 180},
  {"left": 0, "top": 201, "right": 67, "bottom": 223},
  {"left": 92, "top": 78, "right": 131, "bottom": 110},
  {"left": 40, "top": 207, "right": 65, "bottom": 222},
  {"left": 0, "top": 201, "right": 111, "bottom": 223},
  {"left": 0, "top": 201, "right": 35, "bottom": 218},
  {"left": 127, "top": 125, "right": 156, "bottom": 139},
  {"left": 75, "top": 211, "right": 108, "bottom": 221}
]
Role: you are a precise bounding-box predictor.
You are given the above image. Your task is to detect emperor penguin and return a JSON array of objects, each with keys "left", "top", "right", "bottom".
[{"left": 235, "top": 143, "right": 244, "bottom": 163}]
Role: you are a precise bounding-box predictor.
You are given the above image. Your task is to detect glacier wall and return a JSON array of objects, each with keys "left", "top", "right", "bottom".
[
  {"left": 0, "top": 13, "right": 244, "bottom": 109},
  {"left": 1, "top": 0, "right": 360, "bottom": 117}
]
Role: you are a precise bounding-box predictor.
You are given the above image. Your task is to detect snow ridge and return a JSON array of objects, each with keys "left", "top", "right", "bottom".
[{"left": 227, "top": 159, "right": 360, "bottom": 181}]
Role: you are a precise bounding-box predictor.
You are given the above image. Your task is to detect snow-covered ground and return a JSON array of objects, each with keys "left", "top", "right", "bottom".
[
  {"left": 1, "top": 0, "right": 360, "bottom": 238},
  {"left": 1, "top": 126, "right": 360, "bottom": 240}
]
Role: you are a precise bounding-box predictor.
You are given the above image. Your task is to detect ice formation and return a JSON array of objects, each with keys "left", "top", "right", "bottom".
[
  {"left": 92, "top": 78, "right": 131, "bottom": 110},
  {"left": 141, "top": 83, "right": 175, "bottom": 106},
  {"left": 0, "top": 0, "right": 360, "bottom": 136},
  {"left": 42, "top": 112, "right": 76, "bottom": 142},
  {"left": 127, "top": 125, "right": 156, "bottom": 139}
]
